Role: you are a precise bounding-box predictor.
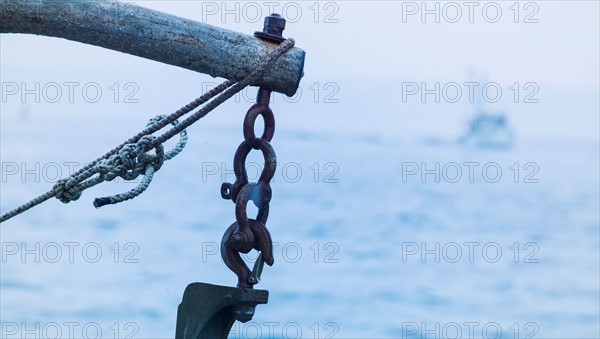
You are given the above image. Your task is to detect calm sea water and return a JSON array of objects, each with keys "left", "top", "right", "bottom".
[{"left": 1, "top": 110, "right": 598, "bottom": 339}]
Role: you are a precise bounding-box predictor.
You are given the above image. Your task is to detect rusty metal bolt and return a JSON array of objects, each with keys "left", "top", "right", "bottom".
[
  {"left": 254, "top": 13, "right": 286, "bottom": 43},
  {"left": 264, "top": 13, "right": 285, "bottom": 36}
]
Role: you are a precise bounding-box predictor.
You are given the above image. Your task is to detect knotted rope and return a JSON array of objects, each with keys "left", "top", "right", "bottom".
[
  {"left": 52, "top": 115, "right": 187, "bottom": 208},
  {"left": 0, "top": 39, "right": 295, "bottom": 223}
]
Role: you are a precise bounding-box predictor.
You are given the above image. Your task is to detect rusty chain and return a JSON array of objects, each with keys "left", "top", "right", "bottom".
[
  {"left": 218, "top": 13, "right": 290, "bottom": 289},
  {"left": 220, "top": 87, "right": 276, "bottom": 289}
]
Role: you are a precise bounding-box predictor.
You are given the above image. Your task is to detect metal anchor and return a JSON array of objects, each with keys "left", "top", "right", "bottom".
[{"left": 175, "top": 282, "right": 268, "bottom": 339}]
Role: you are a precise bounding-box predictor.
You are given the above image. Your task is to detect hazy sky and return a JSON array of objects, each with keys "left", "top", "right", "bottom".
[
  {"left": 1, "top": 1, "right": 599, "bottom": 140},
  {"left": 3, "top": 1, "right": 598, "bottom": 90}
]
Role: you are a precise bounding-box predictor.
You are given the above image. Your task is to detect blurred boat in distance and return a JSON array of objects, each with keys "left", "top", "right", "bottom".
[{"left": 459, "top": 112, "right": 514, "bottom": 149}]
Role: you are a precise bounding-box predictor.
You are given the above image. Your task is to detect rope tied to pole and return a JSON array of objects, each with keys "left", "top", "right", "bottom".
[
  {"left": 0, "top": 38, "right": 296, "bottom": 223},
  {"left": 51, "top": 115, "right": 187, "bottom": 208}
]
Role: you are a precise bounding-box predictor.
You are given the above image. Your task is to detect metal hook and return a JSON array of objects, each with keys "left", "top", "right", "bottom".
[{"left": 221, "top": 219, "right": 274, "bottom": 288}]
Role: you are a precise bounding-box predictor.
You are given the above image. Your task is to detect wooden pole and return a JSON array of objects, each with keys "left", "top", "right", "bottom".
[{"left": 0, "top": 0, "right": 305, "bottom": 96}]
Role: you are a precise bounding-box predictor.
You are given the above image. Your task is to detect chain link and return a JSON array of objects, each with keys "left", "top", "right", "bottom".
[{"left": 220, "top": 88, "right": 277, "bottom": 289}]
